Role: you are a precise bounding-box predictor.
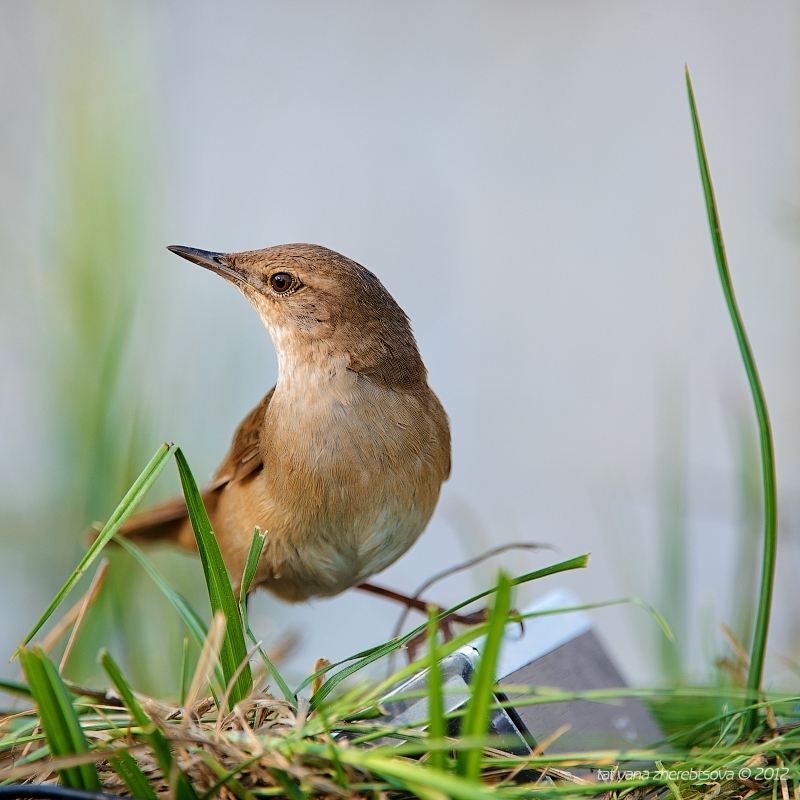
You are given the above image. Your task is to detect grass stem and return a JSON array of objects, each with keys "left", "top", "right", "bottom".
[{"left": 685, "top": 67, "right": 777, "bottom": 731}]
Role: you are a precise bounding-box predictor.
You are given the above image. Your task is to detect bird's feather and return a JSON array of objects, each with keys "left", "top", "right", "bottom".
[
  {"left": 116, "top": 389, "right": 273, "bottom": 545},
  {"left": 211, "top": 387, "right": 273, "bottom": 485}
]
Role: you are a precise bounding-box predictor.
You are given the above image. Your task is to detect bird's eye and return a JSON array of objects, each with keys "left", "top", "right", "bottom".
[{"left": 269, "top": 272, "right": 295, "bottom": 294}]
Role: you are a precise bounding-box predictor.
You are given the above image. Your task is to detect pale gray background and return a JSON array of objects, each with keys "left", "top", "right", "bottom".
[{"left": 2, "top": 2, "right": 799, "bottom": 689}]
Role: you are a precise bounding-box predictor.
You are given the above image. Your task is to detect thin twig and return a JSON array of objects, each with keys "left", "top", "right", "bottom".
[
  {"left": 183, "top": 611, "right": 226, "bottom": 726},
  {"left": 59, "top": 558, "right": 110, "bottom": 673},
  {"left": 216, "top": 641, "right": 262, "bottom": 731},
  {"left": 390, "top": 542, "right": 550, "bottom": 642}
]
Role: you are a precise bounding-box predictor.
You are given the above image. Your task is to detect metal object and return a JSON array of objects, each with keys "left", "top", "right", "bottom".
[
  {"left": 495, "top": 588, "right": 664, "bottom": 753},
  {"left": 378, "top": 646, "right": 533, "bottom": 756},
  {"left": 376, "top": 588, "right": 663, "bottom": 759}
]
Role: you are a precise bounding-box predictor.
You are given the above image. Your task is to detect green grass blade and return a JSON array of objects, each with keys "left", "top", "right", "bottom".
[
  {"left": 199, "top": 755, "right": 263, "bottom": 800},
  {"left": 114, "top": 536, "right": 225, "bottom": 699},
  {"left": 114, "top": 533, "right": 223, "bottom": 702},
  {"left": 238, "top": 528, "right": 295, "bottom": 705},
  {"left": 457, "top": 572, "right": 512, "bottom": 781},
  {"left": 0, "top": 679, "right": 32, "bottom": 699},
  {"left": 110, "top": 750, "right": 160, "bottom": 800},
  {"left": 179, "top": 636, "right": 190, "bottom": 707},
  {"left": 358, "top": 618, "right": 496, "bottom": 715},
  {"left": 174, "top": 448, "right": 252, "bottom": 706},
  {"left": 101, "top": 649, "right": 171, "bottom": 755},
  {"left": 19, "top": 647, "right": 101, "bottom": 791},
  {"left": 20, "top": 443, "right": 176, "bottom": 650},
  {"left": 306, "top": 553, "right": 588, "bottom": 705},
  {"left": 113, "top": 534, "right": 208, "bottom": 649},
  {"left": 101, "top": 649, "right": 198, "bottom": 800},
  {"left": 269, "top": 768, "right": 307, "bottom": 800},
  {"left": 426, "top": 605, "right": 446, "bottom": 771},
  {"left": 239, "top": 527, "right": 266, "bottom": 599},
  {"left": 198, "top": 753, "right": 258, "bottom": 800},
  {"left": 299, "top": 743, "right": 508, "bottom": 800},
  {"left": 685, "top": 67, "right": 777, "bottom": 731}
]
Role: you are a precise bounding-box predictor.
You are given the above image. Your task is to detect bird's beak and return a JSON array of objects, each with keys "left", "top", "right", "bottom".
[{"left": 167, "top": 245, "right": 251, "bottom": 287}]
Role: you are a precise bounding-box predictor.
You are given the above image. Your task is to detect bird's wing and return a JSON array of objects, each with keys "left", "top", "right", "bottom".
[
  {"left": 210, "top": 387, "right": 274, "bottom": 487},
  {"left": 110, "top": 389, "right": 273, "bottom": 548}
]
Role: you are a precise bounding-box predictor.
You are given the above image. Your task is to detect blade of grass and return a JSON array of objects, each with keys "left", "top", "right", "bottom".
[
  {"left": 19, "top": 647, "right": 101, "bottom": 791},
  {"left": 200, "top": 754, "right": 265, "bottom": 800},
  {"left": 110, "top": 749, "right": 160, "bottom": 800},
  {"left": 0, "top": 679, "right": 32, "bottom": 699},
  {"left": 113, "top": 535, "right": 208, "bottom": 649},
  {"left": 20, "top": 443, "right": 176, "bottom": 651},
  {"left": 112, "top": 533, "right": 224, "bottom": 700},
  {"left": 269, "top": 768, "right": 307, "bottom": 800},
  {"left": 426, "top": 604, "right": 446, "bottom": 772},
  {"left": 686, "top": 67, "right": 777, "bottom": 731},
  {"left": 306, "top": 553, "right": 588, "bottom": 705},
  {"left": 101, "top": 649, "right": 198, "bottom": 800},
  {"left": 457, "top": 572, "right": 512, "bottom": 781},
  {"left": 294, "top": 741, "right": 511, "bottom": 800},
  {"left": 238, "top": 528, "right": 295, "bottom": 705},
  {"left": 404, "top": 783, "right": 449, "bottom": 800},
  {"left": 0, "top": 748, "right": 121, "bottom": 786},
  {"left": 179, "top": 636, "right": 190, "bottom": 708},
  {"left": 197, "top": 752, "right": 257, "bottom": 800},
  {"left": 315, "top": 704, "right": 348, "bottom": 788},
  {"left": 239, "top": 528, "right": 266, "bottom": 602},
  {"left": 175, "top": 448, "right": 252, "bottom": 706}
]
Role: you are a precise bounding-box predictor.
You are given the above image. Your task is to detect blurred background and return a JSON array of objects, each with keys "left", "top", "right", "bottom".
[{"left": 1, "top": 1, "right": 800, "bottom": 696}]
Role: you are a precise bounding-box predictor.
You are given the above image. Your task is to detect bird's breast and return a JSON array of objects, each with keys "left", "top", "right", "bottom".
[{"left": 244, "top": 364, "right": 449, "bottom": 600}]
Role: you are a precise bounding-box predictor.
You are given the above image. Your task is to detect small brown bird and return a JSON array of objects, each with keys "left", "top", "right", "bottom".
[{"left": 119, "top": 244, "right": 451, "bottom": 603}]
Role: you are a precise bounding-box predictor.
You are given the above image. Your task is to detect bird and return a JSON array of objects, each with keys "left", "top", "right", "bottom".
[{"left": 117, "top": 243, "right": 451, "bottom": 604}]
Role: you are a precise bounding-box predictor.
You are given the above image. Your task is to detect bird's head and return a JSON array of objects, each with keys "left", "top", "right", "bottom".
[{"left": 168, "top": 243, "right": 426, "bottom": 389}]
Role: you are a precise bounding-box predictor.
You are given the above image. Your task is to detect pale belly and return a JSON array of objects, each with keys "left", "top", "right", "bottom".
[{"left": 219, "top": 432, "right": 442, "bottom": 602}]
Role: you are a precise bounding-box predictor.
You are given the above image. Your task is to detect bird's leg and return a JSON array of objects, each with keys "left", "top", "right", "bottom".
[
  {"left": 357, "top": 582, "right": 525, "bottom": 664},
  {"left": 356, "top": 581, "right": 488, "bottom": 659},
  {"left": 357, "top": 581, "right": 486, "bottom": 624}
]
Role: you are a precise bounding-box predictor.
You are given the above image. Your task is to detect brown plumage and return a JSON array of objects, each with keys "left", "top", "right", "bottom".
[{"left": 119, "top": 244, "right": 451, "bottom": 602}]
